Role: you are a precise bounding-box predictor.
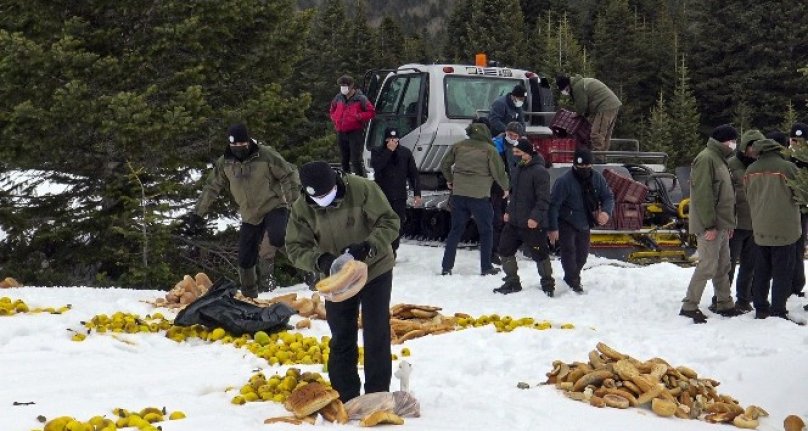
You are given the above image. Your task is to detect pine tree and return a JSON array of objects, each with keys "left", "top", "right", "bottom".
[
  {"left": 534, "top": 13, "right": 591, "bottom": 80},
  {"left": 377, "top": 16, "right": 405, "bottom": 68},
  {"left": 667, "top": 57, "right": 702, "bottom": 169},
  {"left": 464, "top": 0, "right": 526, "bottom": 68},
  {"left": 344, "top": 0, "right": 377, "bottom": 81},
  {"left": 643, "top": 91, "right": 673, "bottom": 155},
  {"left": 687, "top": 1, "right": 808, "bottom": 129},
  {"left": 0, "top": 0, "right": 311, "bottom": 287},
  {"left": 443, "top": 0, "right": 473, "bottom": 63}
]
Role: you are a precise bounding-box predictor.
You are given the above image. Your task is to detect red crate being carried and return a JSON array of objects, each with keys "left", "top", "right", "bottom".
[
  {"left": 532, "top": 137, "right": 577, "bottom": 163},
  {"left": 550, "top": 109, "right": 591, "bottom": 148},
  {"left": 603, "top": 168, "right": 649, "bottom": 204}
]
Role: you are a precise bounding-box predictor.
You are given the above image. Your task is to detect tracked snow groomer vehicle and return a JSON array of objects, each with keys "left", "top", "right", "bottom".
[{"left": 362, "top": 60, "right": 694, "bottom": 264}]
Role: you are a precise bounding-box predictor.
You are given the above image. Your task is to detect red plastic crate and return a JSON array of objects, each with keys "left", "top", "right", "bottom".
[
  {"left": 533, "top": 137, "right": 576, "bottom": 163},
  {"left": 550, "top": 109, "right": 591, "bottom": 148},
  {"left": 603, "top": 168, "right": 649, "bottom": 204},
  {"left": 599, "top": 203, "right": 644, "bottom": 230}
]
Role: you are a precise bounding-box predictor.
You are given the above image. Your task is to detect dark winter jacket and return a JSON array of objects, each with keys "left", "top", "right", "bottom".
[
  {"left": 548, "top": 168, "right": 614, "bottom": 231},
  {"left": 728, "top": 130, "right": 765, "bottom": 230},
  {"left": 488, "top": 94, "right": 525, "bottom": 137},
  {"left": 506, "top": 155, "right": 551, "bottom": 229},
  {"left": 688, "top": 138, "right": 736, "bottom": 235},
  {"left": 744, "top": 139, "right": 803, "bottom": 246},
  {"left": 441, "top": 123, "right": 510, "bottom": 199},
  {"left": 329, "top": 90, "right": 376, "bottom": 133},
  {"left": 286, "top": 174, "right": 400, "bottom": 282},
  {"left": 370, "top": 144, "right": 421, "bottom": 201},
  {"left": 569, "top": 75, "right": 622, "bottom": 118},
  {"left": 194, "top": 143, "right": 300, "bottom": 225}
]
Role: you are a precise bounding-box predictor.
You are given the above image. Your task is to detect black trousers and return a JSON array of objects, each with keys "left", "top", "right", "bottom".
[
  {"left": 325, "top": 270, "right": 392, "bottom": 402},
  {"left": 792, "top": 213, "right": 807, "bottom": 295},
  {"left": 388, "top": 198, "right": 407, "bottom": 253},
  {"left": 338, "top": 130, "right": 366, "bottom": 176},
  {"left": 728, "top": 229, "right": 757, "bottom": 302},
  {"left": 753, "top": 242, "right": 796, "bottom": 315},
  {"left": 558, "top": 220, "right": 590, "bottom": 287},
  {"left": 498, "top": 223, "right": 549, "bottom": 261},
  {"left": 237, "top": 207, "right": 288, "bottom": 269},
  {"left": 490, "top": 184, "right": 506, "bottom": 257}
]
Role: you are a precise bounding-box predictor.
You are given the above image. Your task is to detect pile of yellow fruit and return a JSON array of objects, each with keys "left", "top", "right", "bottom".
[
  {"left": 71, "top": 312, "right": 172, "bottom": 341},
  {"left": 455, "top": 313, "right": 575, "bottom": 332},
  {"left": 35, "top": 407, "right": 185, "bottom": 431},
  {"left": 0, "top": 297, "right": 71, "bottom": 316},
  {"left": 230, "top": 367, "right": 329, "bottom": 405}
]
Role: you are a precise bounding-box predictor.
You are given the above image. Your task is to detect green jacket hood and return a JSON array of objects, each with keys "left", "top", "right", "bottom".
[
  {"left": 466, "top": 123, "right": 492, "bottom": 142},
  {"left": 739, "top": 129, "right": 765, "bottom": 153},
  {"left": 753, "top": 138, "right": 785, "bottom": 154}
]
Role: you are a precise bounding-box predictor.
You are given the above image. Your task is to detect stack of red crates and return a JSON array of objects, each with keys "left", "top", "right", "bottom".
[
  {"left": 532, "top": 137, "right": 576, "bottom": 163},
  {"left": 601, "top": 168, "right": 648, "bottom": 230}
]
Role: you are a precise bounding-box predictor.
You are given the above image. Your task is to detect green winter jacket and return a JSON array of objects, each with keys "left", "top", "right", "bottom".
[
  {"left": 285, "top": 174, "right": 400, "bottom": 282},
  {"left": 441, "top": 123, "right": 510, "bottom": 199},
  {"left": 195, "top": 144, "right": 300, "bottom": 225},
  {"left": 689, "top": 138, "right": 736, "bottom": 235},
  {"left": 727, "top": 130, "right": 765, "bottom": 230},
  {"left": 744, "top": 139, "right": 802, "bottom": 246},
  {"left": 569, "top": 75, "right": 622, "bottom": 118}
]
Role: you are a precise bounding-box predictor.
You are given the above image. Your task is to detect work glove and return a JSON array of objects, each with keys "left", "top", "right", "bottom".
[
  {"left": 317, "top": 253, "right": 338, "bottom": 274},
  {"left": 181, "top": 213, "right": 206, "bottom": 237},
  {"left": 343, "top": 241, "right": 372, "bottom": 261}
]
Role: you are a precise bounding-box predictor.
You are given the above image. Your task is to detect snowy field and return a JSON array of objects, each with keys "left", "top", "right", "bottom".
[{"left": 1, "top": 243, "right": 807, "bottom": 431}]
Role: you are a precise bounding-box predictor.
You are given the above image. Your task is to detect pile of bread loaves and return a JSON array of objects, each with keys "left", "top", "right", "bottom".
[
  {"left": 546, "top": 342, "right": 771, "bottom": 429},
  {"left": 0, "top": 277, "right": 21, "bottom": 288},
  {"left": 155, "top": 273, "right": 213, "bottom": 308},
  {"left": 265, "top": 382, "right": 419, "bottom": 426}
]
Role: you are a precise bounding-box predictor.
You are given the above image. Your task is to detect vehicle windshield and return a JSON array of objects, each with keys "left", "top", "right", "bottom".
[{"left": 444, "top": 76, "right": 522, "bottom": 119}]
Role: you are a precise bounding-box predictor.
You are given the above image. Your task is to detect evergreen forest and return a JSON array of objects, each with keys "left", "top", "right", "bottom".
[{"left": 1, "top": 0, "right": 807, "bottom": 287}]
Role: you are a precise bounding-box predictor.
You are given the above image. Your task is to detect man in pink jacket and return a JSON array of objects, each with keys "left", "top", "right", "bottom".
[{"left": 330, "top": 75, "right": 376, "bottom": 177}]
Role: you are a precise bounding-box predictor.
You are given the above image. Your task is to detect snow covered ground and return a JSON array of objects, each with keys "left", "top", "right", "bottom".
[{"left": 1, "top": 243, "right": 807, "bottom": 431}]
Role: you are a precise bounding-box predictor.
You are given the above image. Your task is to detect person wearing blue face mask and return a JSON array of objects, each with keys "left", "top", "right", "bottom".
[{"left": 547, "top": 148, "right": 614, "bottom": 294}]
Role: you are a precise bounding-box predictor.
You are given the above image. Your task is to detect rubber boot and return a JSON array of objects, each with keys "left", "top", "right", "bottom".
[
  {"left": 239, "top": 266, "right": 258, "bottom": 298},
  {"left": 494, "top": 255, "right": 522, "bottom": 294},
  {"left": 257, "top": 258, "right": 276, "bottom": 293},
  {"left": 537, "top": 258, "right": 555, "bottom": 297},
  {"left": 501, "top": 255, "right": 520, "bottom": 284}
]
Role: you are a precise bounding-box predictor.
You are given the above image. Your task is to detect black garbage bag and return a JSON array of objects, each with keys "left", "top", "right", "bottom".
[{"left": 174, "top": 278, "right": 296, "bottom": 335}]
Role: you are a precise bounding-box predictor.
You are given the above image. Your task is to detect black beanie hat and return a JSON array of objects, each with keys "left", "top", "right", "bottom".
[
  {"left": 384, "top": 127, "right": 399, "bottom": 140},
  {"left": 556, "top": 75, "right": 571, "bottom": 91},
  {"left": 573, "top": 148, "right": 593, "bottom": 165},
  {"left": 228, "top": 124, "right": 250, "bottom": 144},
  {"left": 511, "top": 84, "right": 527, "bottom": 98},
  {"left": 299, "top": 161, "right": 337, "bottom": 197},
  {"left": 791, "top": 122, "right": 808, "bottom": 139},
  {"left": 710, "top": 124, "right": 738, "bottom": 143},
  {"left": 514, "top": 137, "right": 535, "bottom": 155},
  {"left": 765, "top": 130, "right": 788, "bottom": 147}
]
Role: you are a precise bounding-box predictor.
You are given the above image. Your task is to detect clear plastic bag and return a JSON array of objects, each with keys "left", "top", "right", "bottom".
[{"left": 343, "top": 391, "right": 420, "bottom": 420}]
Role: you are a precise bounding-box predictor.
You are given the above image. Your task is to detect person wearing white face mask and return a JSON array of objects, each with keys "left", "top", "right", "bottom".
[
  {"left": 679, "top": 124, "right": 742, "bottom": 323},
  {"left": 488, "top": 84, "right": 527, "bottom": 137},
  {"left": 330, "top": 75, "right": 376, "bottom": 177},
  {"left": 556, "top": 74, "right": 621, "bottom": 152},
  {"left": 286, "top": 161, "right": 400, "bottom": 402}
]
